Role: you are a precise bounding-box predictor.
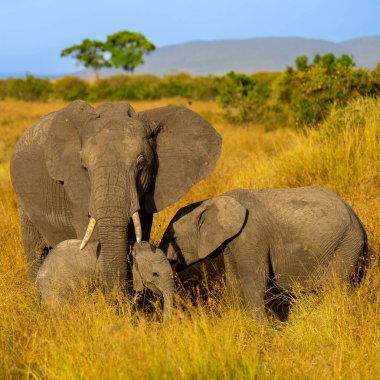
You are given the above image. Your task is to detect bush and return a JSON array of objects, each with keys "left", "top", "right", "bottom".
[
  {"left": 52, "top": 76, "right": 89, "bottom": 100},
  {"left": 189, "top": 75, "right": 218, "bottom": 100},
  {"left": 215, "top": 71, "right": 270, "bottom": 123},
  {"left": 89, "top": 75, "right": 160, "bottom": 101},
  {"left": 278, "top": 53, "right": 378, "bottom": 126},
  {"left": 157, "top": 73, "right": 193, "bottom": 99},
  {"left": 1, "top": 75, "right": 51, "bottom": 101},
  {"left": 89, "top": 73, "right": 217, "bottom": 101}
]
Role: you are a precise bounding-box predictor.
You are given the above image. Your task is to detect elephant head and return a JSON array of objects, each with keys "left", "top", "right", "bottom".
[
  {"left": 159, "top": 196, "right": 247, "bottom": 265},
  {"left": 44, "top": 100, "right": 221, "bottom": 290},
  {"left": 36, "top": 240, "right": 100, "bottom": 309},
  {"left": 132, "top": 241, "right": 174, "bottom": 321}
]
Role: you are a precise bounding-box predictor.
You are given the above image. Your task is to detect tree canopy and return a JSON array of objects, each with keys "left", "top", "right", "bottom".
[
  {"left": 61, "top": 31, "right": 155, "bottom": 78},
  {"left": 60, "top": 39, "right": 111, "bottom": 79},
  {"left": 105, "top": 31, "right": 155, "bottom": 73}
]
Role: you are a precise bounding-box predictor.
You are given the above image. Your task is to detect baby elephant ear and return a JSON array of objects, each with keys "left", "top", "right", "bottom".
[
  {"left": 198, "top": 196, "right": 247, "bottom": 259},
  {"left": 139, "top": 106, "right": 222, "bottom": 213}
]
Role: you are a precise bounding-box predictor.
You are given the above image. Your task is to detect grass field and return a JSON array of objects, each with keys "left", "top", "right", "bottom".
[{"left": 0, "top": 98, "right": 379, "bottom": 379}]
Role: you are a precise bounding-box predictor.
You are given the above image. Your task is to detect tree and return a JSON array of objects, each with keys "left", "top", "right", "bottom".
[
  {"left": 61, "top": 39, "right": 111, "bottom": 79},
  {"left": 104, "top": 31, "right": 155, "bottom": 73}
]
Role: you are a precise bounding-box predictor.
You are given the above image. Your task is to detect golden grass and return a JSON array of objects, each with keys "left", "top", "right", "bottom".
[{"left": 0, "top": 98, "right": 379, "bottom": 379}]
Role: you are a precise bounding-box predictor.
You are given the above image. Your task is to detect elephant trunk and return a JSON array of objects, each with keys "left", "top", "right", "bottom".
[
  {"left": 92, "top": 166, "right": 140, "bottom": 290},
  {"left": 97, "top": 220, "right": 128, "bottom": 290},
  {"left": 161, "top": 277, "right": 174, "bottom": 322}
]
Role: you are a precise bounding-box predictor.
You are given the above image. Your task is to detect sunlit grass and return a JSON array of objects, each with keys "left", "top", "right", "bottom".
[{"left": 0, "top": 98, "right": 379, "bottom": 378}]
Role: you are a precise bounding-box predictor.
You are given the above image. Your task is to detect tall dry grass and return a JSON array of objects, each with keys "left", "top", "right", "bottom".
[{"left": 0, "top": 98, "right": 379, "bottom": 379}]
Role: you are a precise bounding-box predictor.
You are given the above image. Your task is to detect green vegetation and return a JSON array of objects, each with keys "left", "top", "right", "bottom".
[
  {"left": 61, "top": 39, "right": 112, "bottom": 79},
  {"left": 53, "top": 76, "right": 89, "bottom": 101},
  {"left": 60, "top": 30, "right": 155, "bottom": 78},
  {"left": 0, "top": 73, "right": 218, "bottom": 103},
  {"left": 0, "top": 74, "right": 52, "bottom": 102},
  {"left": 0, "top": 97, "right": 379, "bottom": 378},
  {"left": 104, "top": 31, "right": 155, "bottom": 73},
  {"left": 215, "top": 71, "right": 273, "bottom": 123},
  {"left": 279, "top": 54, "right": 377, "bottom": 126},
  {"left": 0, "top": 53, "right": 379, "bottom": 130}
]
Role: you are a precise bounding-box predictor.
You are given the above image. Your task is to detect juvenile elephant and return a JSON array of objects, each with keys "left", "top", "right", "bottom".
[
  {"left": 10, "top": 100, "right": 221, "bottom": 290},
  {"left": 36, "top": 240, "right": 174, "bottom": 320},
  {"left": 159, "top": 186, "right": 367, "bottom": 319}
]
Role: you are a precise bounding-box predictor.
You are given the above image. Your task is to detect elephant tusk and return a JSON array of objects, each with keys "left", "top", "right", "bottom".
[
  {"left": 80, "top": 217, "right": 97, "bottom": 250},
  {"left": 132, "top": 211, "right": 142, "bottom": 244}
]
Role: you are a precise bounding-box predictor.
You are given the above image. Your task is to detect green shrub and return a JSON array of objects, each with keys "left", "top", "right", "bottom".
[
  {"left": 89, "top": 75, "right": 160, "bottom": 101},
  {"left": 189, "top": 75, "right": 218, "bottom": 100},
  {"left": 156, "top": 73, "right": 217, "bottom": 100},
  {"left": 52, "top": 76, "right": 89, "bottom": 100},
  {"left": 88, "top": 73, "right": 216, "bottom": 101},
  {"left": 0, "top": 80, "right": 8, "bottom": 100},
  {"left": 1, "top": 75, "right": 51, "bottom": 101},
  {"left": 215, "top": 71, "right": 270, "bottom": 123},
  {"left": 157, "top": 73, "right": 194, "bottom": 99},
  {"left": 278, "top": 53, "right": 378, "bottom": 126}
]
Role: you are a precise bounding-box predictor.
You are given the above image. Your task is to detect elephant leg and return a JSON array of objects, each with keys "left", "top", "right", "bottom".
[
  {"left": 223, "top": 245, "right": 269, "bottom": 321},
  {"left": 19, "top": 208, "right": 49, "bottom": 283}
]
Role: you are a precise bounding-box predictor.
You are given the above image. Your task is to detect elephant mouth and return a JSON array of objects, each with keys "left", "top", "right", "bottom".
[{"left": 80, "top": 211, "right": 142, "bottom": 250}]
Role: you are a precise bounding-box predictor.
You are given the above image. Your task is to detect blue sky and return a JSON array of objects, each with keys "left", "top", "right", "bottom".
[{"left": 1, "top": 0, "right": 379, "bottom": 74}]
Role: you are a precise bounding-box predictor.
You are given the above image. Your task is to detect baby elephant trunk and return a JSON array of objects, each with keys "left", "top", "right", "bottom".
[{"left": 162, "top": 277, "right": 174, "bottom": 322}]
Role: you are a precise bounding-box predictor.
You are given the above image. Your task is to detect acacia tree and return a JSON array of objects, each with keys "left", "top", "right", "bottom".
[
  {"left": 104, "top": 31, "right": 155, "bottom": 73},
  {"left": 61, "top": 39, "right": 111, "bottom": 79}
]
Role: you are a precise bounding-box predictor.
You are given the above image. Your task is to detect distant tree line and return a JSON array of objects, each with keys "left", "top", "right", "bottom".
[
  {"left": 0, "top": 73, "right": 217, "bottom": 102},
  {"left": 1, "top": 53, "right": 379, "bottom": 129}
]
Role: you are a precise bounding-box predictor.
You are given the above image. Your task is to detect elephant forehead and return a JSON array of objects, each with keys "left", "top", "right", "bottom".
[
  {"left": 97, "top": 116, "right": 148, "bottom": 135},
  {"left": 83, "top": 129, "right": 150, "bottom": 159}
]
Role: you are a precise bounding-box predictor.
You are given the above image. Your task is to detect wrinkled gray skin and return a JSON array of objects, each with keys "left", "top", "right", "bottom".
[
  {"left": 160, "top": 187, "right": 367, "bottom": 320},
  {"left": 36, "top": 240, "right": 174, "bottom": 320},
  {"left": 36, "top": 240, "right": 100, "bottom": 308},
  {"left": 10, "top": 100, "right": 221, "bottom": 291}
]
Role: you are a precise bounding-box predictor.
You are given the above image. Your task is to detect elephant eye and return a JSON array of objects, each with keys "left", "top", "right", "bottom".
[
  {"left": 81, "top": 163, "right": 88, "bottom": 171},
  {"left": 152, "top": 272, "right": 159, "bottom": 277}
]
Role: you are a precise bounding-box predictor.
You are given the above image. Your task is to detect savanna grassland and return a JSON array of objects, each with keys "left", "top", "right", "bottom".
[{"left": 0, "top": 98, "right": 379, "bottom": 379}]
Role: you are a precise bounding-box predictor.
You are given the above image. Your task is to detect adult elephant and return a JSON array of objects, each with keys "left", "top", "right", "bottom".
[{"left": 10, "top": 100, "right": 221, "bottom": 290}]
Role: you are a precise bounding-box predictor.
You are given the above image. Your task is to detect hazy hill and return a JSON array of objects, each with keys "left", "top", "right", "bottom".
[
  {"left": 121, "top": 36, "right": 380, "bottom": 76},
  {"left": 2, "top": 36, "right": 380, "bottom": 78}
]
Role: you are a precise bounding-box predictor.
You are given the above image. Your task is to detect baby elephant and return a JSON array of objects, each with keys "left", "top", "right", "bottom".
[
  {"left": 159, "top": 186, "right": 367, "bottom": 319},
  {"left": 36, "top": 240, "right": 174, "bottom": 319}
]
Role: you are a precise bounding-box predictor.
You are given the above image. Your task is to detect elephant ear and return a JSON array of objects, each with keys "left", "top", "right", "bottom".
[
  {"left": 45, "top": 100, "right": 98, "bottom": 236},
  {"left": 197, "top": 196, "right": 247, "bottom": 259},
  {"left": 139, "top": 106, "right": 222, "bottom": 213}
]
